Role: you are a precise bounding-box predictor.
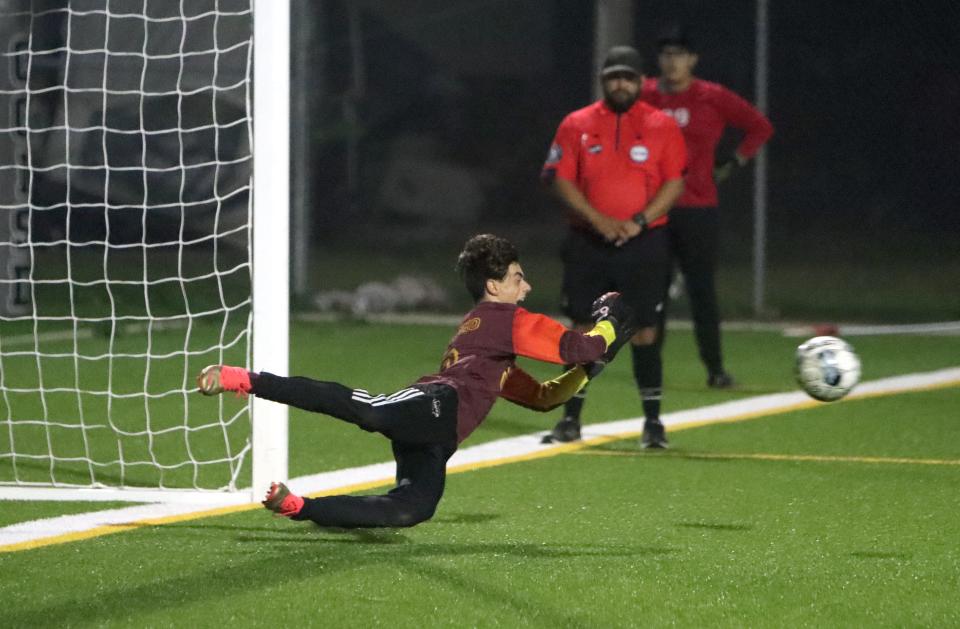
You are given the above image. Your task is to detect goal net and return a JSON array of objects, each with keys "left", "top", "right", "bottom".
[{"left": 0, "top": 0, "right": 288, "bottom": 503}]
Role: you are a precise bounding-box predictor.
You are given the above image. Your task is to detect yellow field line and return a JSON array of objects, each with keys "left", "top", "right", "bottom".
[
  {"left": 571, "top": 449, "right": 960, "bottom": 466},
  {"left": 3, "top": 377, "right": 958, "bottom": 553}
]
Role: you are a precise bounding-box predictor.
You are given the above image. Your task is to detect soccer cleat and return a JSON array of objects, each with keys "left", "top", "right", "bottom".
[
  {"left": 197, "top": 365, "right": 252, "bottom": 397},
  {"left": 541, "top": 417, "right": 582, "bottom": 444},
  {"left": 262, "top": 482, "right": 304, "bottom": 517},
  {"left": 640, "top": 419, "right": 669, "bottom": 449},
  {"left": 707, "top": 372, "right": 736, "bottom": 389}
]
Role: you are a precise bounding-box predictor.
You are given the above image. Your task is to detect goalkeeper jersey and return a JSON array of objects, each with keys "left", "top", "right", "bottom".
[{"left": 416, "top": 301, "right": 606, "bottom": 443}]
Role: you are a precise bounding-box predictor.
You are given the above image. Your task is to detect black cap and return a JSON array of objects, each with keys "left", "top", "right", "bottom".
[
  {"left": 600, "top": 46, "right": 643, "bottom": 77},
  {"left": 656, "top": 24, "right": 695, "bottom": 52}
]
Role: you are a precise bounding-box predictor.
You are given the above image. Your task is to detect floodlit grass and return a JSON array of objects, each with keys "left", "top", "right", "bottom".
[
  {"left": 2, "top": 388, "right": 959, "bottom": 626},
  {"left": 1, "top": 321, "right": 959, "bottom": 625},
  {"left": 2, "top": 323, "right": 959, "bottom": 503}
]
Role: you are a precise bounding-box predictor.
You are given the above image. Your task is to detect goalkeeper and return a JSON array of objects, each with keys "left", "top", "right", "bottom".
[{"left": 197, "top": 234, "right": 636, "bottom": 528}]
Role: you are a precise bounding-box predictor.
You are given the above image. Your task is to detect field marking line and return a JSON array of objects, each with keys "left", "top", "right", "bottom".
[
  {"left": 571, "top": 450, "right": 960, "bottom": 466},
  {"left": 1, "top": 367, "right": 958, "bottom": 553}
]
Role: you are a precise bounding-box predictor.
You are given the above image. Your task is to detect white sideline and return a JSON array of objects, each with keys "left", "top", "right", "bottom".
[{"left": 1, "top": 367, "right": 959, "bottom": 550}]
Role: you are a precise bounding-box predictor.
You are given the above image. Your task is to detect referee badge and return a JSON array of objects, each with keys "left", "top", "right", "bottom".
[
  {"left": 545, "top": 143, "right": 562, "bottom": 165},
  {"left": 629, "top": 144, "right": 649, "bottom": 163}
]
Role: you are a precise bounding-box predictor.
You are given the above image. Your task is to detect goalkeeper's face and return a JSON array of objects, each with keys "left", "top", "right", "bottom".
[{"left": 485, "top": 262, "right": 531, "bottom": 304}]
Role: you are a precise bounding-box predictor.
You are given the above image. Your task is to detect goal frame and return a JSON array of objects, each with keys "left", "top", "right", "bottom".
[{"left": 0, "top": 0, "right": 289, "bottom": 505}]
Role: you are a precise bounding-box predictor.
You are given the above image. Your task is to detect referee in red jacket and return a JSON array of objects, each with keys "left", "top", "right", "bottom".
[{"left": 641, "top": 26, "right": 773, "bottom": 388}]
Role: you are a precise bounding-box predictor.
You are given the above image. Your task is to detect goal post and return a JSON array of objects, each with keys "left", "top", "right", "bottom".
[
  {"left": 250, "top": 0, "right": 289, "bottom": 500},
  {"left": 0, "top": 0, "right": 289, "bottom": 504}
]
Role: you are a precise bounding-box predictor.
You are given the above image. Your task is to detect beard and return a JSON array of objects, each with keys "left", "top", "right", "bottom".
[{"left": 604, "top": 90, "right": 637, "bottom": 113}]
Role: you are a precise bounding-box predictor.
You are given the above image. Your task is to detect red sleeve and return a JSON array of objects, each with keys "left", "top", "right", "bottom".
[
  {"left": 659, "top": 116, "right": 688, "bottom": 181},
  {"left": 541, "top": 114, "right": 580, "bottom": 184},
  {"left": 511, "top": 308, "right": 605, "bottom": 365},
  {"left": 715, "top": 86, "right": 773, "bottom": 159}
]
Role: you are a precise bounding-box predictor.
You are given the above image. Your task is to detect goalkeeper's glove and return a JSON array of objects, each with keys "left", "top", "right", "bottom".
[{"left": 583, "top": 291, "right": 638, "bottom": 378}]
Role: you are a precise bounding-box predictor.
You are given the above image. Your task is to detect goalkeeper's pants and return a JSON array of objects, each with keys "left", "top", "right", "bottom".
[{"left": 251, "top": 372, "right": 458, "bottom": 528}]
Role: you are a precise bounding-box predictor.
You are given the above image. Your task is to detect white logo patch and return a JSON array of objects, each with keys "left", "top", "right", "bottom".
[
  {"left": 664, "top": 107, "right": 690, "bottom": 127},
  {"left": 629, "top": 145, "right": 649, "bottom": 163},
  {"left": 545, "top": 143, "right": 562, "bottom": 165}
]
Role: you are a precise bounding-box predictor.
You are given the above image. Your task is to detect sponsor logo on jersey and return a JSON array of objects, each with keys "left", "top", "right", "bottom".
[
  {"left": 629, "top": 144, "right": 649, "bottom": 163},
  {"left": 545, "top": 143, "right": 562, "bottom": 165},
  {"left": 457, "top": 317, "right": 481, "bottom": 336},
  {"left": 663, "top": 107, "right": 690, "bottom": 127}
]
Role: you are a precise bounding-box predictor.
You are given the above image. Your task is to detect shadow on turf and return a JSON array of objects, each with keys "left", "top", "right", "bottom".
[
  {"left": 6, "top": 535, "right": 681, "bottom": 627},
  {"left": 849, "top": 550, "right": 912, "bottom": 560},
  {"left": 585, "top": 442, "right": 758, "bottom": 465},
  {"left": 676, "top": 521, "right": 753, "bottom": 532}
]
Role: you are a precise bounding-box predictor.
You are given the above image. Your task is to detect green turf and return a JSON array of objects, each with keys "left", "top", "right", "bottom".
[
  {"left": 2, "top": 322, "right": 959, "bottom": 515},
  {"left": 1, "top": 388, "right": 958, "bottom": 627}
]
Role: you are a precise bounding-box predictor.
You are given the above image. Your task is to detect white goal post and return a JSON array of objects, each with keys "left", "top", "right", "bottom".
[{"left": 0, "top": 0, "right": 288, "bottom": 504}]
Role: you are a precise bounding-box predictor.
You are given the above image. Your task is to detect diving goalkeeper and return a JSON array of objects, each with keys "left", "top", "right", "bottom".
[{"left": 197, "top": 234, "right": 636, "bottom": 529}]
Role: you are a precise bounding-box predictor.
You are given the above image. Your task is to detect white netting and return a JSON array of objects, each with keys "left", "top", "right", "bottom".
[{"left": 0, "top": 0, "right": 255, "bottom": 492}]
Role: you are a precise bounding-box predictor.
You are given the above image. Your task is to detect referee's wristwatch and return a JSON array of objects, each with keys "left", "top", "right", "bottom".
[{"left": 631, "top": 212, "right": 648, "bottom": 231}]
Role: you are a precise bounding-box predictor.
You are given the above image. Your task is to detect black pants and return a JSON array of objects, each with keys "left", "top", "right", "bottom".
[
  {"left": 659, "top": 207, "right": 724, "bottom": 375},
  {"left": 560, "top": 226, "right": 670, "bottom": 326},
  {"left": 252, "top": 372, "right": 458, "bottom": 528}
]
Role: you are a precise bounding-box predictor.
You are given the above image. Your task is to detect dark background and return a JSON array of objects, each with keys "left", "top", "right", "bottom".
[
  {"left": 4, "top": 0, "right": 958, "bottom": 322},
  {"left": 293, "top": 0, "right": 959, "bottom": 322}
]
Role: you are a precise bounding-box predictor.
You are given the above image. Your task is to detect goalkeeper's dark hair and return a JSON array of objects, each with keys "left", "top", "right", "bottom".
[{"left": 456, "top": 234, "right": 519, "bottom": 302}]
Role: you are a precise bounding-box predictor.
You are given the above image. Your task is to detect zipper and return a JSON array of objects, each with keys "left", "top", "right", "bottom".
[{"left": 615, "top": 114, "right": 621, "bottom": 151}]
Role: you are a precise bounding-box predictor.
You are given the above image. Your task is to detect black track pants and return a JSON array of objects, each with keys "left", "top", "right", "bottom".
[
  {"left": 251, "top": 372, "right": 458, "bottom": 527},
  {"left": 659, "top": 207, "right": 725, "bottom": 375}
]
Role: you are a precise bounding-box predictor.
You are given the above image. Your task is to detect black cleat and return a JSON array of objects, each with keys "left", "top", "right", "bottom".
[
  {"left": 542, "top": 417, "right": 582, "bottom": 444},
  {"left": 707, "top": 371, "right": 736, "bottom": 389},
  {"left": 640, "top": 420, "right": 669, "bottom": 449}
]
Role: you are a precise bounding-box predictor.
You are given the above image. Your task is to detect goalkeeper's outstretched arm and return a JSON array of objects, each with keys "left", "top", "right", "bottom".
[
  {"left": 498, "top": 365, "right": 593, "bottom": 412},
  {"left": 509, "top": 308, "right": 616, "bottom": 365}
]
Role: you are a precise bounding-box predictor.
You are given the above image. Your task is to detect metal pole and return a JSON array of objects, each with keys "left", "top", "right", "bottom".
[
  {"left": 753, "top": 0, "right": 769, "bottom": 316},
  {"left": 290, "top": 2, "right": 326, "bottom": 299},
  {"left": 593, "top": 0, "right": 635, "bottom": 100},
  {"left": 345, "top": 1, "right": 364, "bottom": 215}
]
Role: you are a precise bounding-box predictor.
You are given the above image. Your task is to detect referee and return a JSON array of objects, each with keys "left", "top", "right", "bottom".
[
  {"left": 641, "top": 26, "right": 773, "bottom": 388},
  {"left": 542, "top": 46, "right": 686, "bottom": 448}
]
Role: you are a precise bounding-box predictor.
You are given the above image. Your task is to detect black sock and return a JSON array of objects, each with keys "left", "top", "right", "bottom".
[
  {"left": 562, "top": 364, "right": 586, "bottom": 422},
  {"left": 631, "top": 344, "right": 663, "bottom": 423}
]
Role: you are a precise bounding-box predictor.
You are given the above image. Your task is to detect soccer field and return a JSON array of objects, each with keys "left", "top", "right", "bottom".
[{"left": 1, "top": 323, "right": 959, "bottom": 626}]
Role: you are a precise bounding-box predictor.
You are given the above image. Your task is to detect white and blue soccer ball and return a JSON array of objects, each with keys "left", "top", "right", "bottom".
[{"left": 795, "top": 336, "right": 861, "bottom": 402}]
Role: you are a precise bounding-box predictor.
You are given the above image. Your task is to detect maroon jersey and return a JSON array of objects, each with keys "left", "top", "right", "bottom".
[
  {"left": 416, "top": 301, "right": 605, "bottom": 443},
  {"left": 640, "top": 78, "right": 773, "bottom": 207},
  {"left": 541, "top": 98, "right": 686, "bottom": 228}
]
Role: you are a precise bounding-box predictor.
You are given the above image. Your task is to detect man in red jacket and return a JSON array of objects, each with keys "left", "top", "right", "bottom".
[
  {"left": 641, "top": 26, "right": 773, "bottom": 389},
  {"left": 542, "top": 46, "right": 686, "bottom": 449},
  {"left": 197, "top": 234, "right": 635, "bottom": 528}
]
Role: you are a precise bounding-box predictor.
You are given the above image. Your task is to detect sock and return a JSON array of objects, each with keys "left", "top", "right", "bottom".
[
  {"left": 631, "top": 344, "right": 663, "bottom": 423},
  {"left": 561, "top": 364, "right": 586, "bottom": 422}
]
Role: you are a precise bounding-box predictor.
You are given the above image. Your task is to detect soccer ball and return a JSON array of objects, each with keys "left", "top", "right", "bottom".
[{"left": 794, "top": 336, "right": 861, "bottom": 402}]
